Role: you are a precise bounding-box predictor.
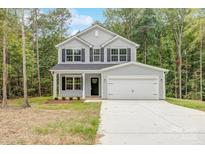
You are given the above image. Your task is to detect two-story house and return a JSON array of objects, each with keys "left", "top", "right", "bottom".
[{"left": 50, "top": 24, "right": 168, "bottom": 100}]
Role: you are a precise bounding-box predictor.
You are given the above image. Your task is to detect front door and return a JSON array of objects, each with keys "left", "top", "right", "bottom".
[{"left": 91, "top": 78, "right": 99, "bottom": 96}]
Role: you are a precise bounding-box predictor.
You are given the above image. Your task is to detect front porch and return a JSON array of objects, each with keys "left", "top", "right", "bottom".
[{"left": 52, "top": 72, "right": 103, "bottom": 99}]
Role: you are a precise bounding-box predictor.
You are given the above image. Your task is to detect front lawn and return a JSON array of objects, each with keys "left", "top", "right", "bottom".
[
  {"left": 166, "top": 97, "right": 205, "bottom": 112},
  {"left": 0, "top": 97, "right": 101, "bottom": 144}
]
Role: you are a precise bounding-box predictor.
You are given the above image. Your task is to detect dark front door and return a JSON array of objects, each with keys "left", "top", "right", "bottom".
[{"left": 91, "top": 78, "right": 99, "bottom": 96}]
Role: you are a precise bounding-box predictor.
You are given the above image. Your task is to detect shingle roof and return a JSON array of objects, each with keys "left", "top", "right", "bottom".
[{"left": 50, "top": 64, "right": 118, "bottom": 71}]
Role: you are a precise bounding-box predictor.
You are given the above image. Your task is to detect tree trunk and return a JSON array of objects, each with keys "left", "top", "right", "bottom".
[
  {"left": 34, "top": 8, "right": 41, "bottom": 96},
  {"left": 200, "top": 21, "right": 203, "bottom": 101},
  {"left": 178, "top": 42, "right": 182, "bottom": 99},
  {"left": 21, "top": 9, "right": 30, "bottom": 108},
  {"left": 2, "top": 10, "right": 8, "bottom": 108},
  {"left": 144, "top": 40, "right": 147, "bottom": 64}
]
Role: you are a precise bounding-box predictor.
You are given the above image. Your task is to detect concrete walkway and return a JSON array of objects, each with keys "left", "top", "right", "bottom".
[{"left": 98, "top": 100, "right": 205, "bottom": 144}]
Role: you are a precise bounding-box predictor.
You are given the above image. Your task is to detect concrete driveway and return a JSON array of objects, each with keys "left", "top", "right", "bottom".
[{"left": 98, "top": 100, "right": 205, "bottom": 144}]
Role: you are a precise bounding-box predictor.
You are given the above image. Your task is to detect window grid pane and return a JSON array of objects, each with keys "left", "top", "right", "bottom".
[
  {"left": 66, "top": 49, "right": 73, "bottom": 62},
  {"left": 93, "top": 49, "right": 100, "bottom": 62},
  {"left": 66, "top": 77, "right": 73, "bottom": 90},
  {"left": 119, "top": 49, "right": 127, "bottom": 61},
  {"left": 111, "top": 48, "right": 118, "bottom": 61},
  {"left": 74, "top": 49, "right": 81, "bottom": 61},
  {"left": 74, "top": 77, "right": 81, "bottom": 90}
]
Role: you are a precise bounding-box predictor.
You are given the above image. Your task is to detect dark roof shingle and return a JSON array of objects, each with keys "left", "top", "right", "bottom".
[{"left": 50, "top": 64, "right": 118, "bottom": 71}]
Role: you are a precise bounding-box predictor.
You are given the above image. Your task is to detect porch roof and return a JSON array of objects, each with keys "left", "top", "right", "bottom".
[{"left": 50, "top": 64, "right": 118, "bottom": 71}]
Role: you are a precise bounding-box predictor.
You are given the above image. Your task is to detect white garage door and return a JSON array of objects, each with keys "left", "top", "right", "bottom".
[{"left": 107, "top": 76, "right": 159, "bottom": 100}]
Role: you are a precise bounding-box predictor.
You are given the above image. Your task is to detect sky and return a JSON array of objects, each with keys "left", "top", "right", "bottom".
[
  {"left": 69, "top": 8, "right": 106, "bottom": 35},
  {"left": 42, "top": 8, "right": 105, "bottom": 36}
]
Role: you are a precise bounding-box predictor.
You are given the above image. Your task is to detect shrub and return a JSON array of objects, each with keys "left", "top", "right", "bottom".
[
  {"left": 62, "top": 97, "right": 66, "bottom": 100},
  {"left": 69, "top": 97, "right": 73, "bottom": 100},
  {"left": 54, "top": 97, "right": 58, "bottom": 100}
]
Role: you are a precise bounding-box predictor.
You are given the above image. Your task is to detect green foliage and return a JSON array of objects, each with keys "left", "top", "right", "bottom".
[
  {"left": 167, "top": 97, "right": 205, "bottom": 112},
  {"left": 103, "top": 8, "right": 205, "bottom": 100}
]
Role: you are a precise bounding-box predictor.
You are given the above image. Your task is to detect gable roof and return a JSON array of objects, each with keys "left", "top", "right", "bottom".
[
  {"left": 101, "top": 35, "right": 139, "bottom": 47},
  {"left": 55, "top": 36, "right": 93, "bottom": 48},
  {"left": 101, "top": 62, "right": 169, "bottom": 72},
  {"left": 55, "top": 24, "right": 140, "bottom": 48}
]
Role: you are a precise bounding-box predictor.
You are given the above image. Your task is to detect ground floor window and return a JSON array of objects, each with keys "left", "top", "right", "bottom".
[{"left": 65, "top": 76, "right": 82, "bottom": 90}]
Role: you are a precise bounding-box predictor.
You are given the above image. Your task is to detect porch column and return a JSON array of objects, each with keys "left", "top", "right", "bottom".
[
  {"left": 53, "top": 72, "right": 57, "bottom": 99},
  {"left": 82, "top": 73, "right": 85, "bottom": 99}
]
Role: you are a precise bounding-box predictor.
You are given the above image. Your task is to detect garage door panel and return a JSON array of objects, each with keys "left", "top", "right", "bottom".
[{"left": 107, "top": 77, "right": 159, "bottom": 100}]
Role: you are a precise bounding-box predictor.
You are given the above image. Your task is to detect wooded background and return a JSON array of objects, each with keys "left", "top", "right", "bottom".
[{"left": 0, "top": 8, "right": 204, "bottom": 101}]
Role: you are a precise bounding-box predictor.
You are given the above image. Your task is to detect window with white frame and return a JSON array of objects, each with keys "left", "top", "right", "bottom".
[
  {"left": 66, "top": 77, "right": 73, "bottom": 90},
  {"left": 65, "top": 77, "right": 82, "bottom": 90},
  {"left": 119, "top": 48, "right": 127, "bottom": 61},
  {"left": 111, "top": 48, "right": 127, "bottom": 62},
  {"left": 111, "top": 48, "right": 118, "bottom": 61},
  {"left": 66, "top": 49, "right": 81, "bottom": 62},
  {"left": 93, "top": 49, "right": 101, "bottom": 62}
]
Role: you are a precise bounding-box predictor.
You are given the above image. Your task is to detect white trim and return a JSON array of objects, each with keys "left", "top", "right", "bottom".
[
  {"left": 101, "top": 73, "right": 104, "bottom": 99},
  {"left": 55, "top": 24, "right": 139, "bottom": 48},
  {"left": 55, "top": 36, "right": 92, "bottom": 48},
  {"left": 162, "top": 72, "right": 166, "bottom": 99},
  {"left": 82, "top": 73, "right": 85, "bottom": 99},
  {"left": 110, "top": 48, "right": 127, "bottom": 62},
  {"left": 53, "top": 72, "right": 57, "bottom": 99},
  {"left": 101, "top": 62, "right": 169, "bottom": 72},
  {"left": 108, "top": 75, "right": 159, "bottom": 80},
  {"left": 101, "top": 35, "right": 140, "bottom": 47},
  {"left": 65, "top": 48, "right": 82, "bottom": 62},
  {"left": 50, "top": 70, "right": 101, "bottom": 73},
  {"left": 93, "top": 48, "right": 101, "bottom": 62}
]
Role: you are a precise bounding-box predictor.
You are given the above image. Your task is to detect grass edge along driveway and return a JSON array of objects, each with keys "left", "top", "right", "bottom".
[{"left": 166, "top": 97, "right": 205, "bottom": 112}]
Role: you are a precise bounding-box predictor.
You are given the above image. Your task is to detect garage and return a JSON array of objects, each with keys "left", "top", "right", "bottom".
[
  {"left": 101, "top": 62, "right": 168, "bottom": 100},
  {"left": 107, "top": 76, "right": 159, "bottom": 100}
]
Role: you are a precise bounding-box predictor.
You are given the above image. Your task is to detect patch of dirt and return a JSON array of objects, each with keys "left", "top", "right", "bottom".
[{"left": 0, "top": 107, "right": 77, "bottom": 144}]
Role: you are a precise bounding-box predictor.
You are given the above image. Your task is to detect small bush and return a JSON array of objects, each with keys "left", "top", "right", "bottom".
[
  {"left": 54, "top": 97, "right": 58, "bottom": 100},
  {"left": 62, "top": 97, "right": 66, "bottom": 100},
  {"left": 77, "top": 97, "right": 81, "bottom": 100},
  {"left": 69, "top": 97, "right": 73, "bottom": 100}
]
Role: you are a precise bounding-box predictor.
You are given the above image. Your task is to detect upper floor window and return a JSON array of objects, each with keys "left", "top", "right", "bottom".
[
  {"left": 66, "top": 49, "right": 81, "bottom": 62},
  {"left": 93, "top": 49, "right": 101, "bottom": 62},
  {"left": 111, "top": 48, "right": 127, "bottom": 62}
]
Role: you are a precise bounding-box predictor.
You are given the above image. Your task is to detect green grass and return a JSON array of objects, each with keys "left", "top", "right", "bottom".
[{"left": 166, "top": 97, "right": 205, "bottom": 112}]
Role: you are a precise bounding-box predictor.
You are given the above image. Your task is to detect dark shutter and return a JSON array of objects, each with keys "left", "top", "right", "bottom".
[
  {"left": 90, "top": 48, "right": 93, "bottom": 62},
  {"left": 82, "top": 48, "right": 85, "bottom": 62},
  {"left": 101, "top": 48, "right": 104, "bottom": 62},
  {"left": 62, "top": 76, "right": 65, "bottom": 90},
  {"left": 127, "top": 48, "right": 131, "bottom": 61},
  {"left": 62, "top": 49, "right": 65, "bottom": 62},
  {"left": 107, "top": 48, "right": 111, "bottom": 62}
]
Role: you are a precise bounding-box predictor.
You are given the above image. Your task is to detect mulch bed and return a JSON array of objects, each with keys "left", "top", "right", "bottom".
[{"left": 45, "top": 99, "right": 82, "bottom": 104}]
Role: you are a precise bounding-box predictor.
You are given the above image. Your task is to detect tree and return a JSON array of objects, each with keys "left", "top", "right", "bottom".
[
  {"left": 2, "top": 9, "right": 8, "bottom": 108},
  {"left": 34, "top": 8, "right": 41, "bottom": 96},
  {"left": 164, "top": 9, "right": 191, "bottom": 99},
  {"left": 21, "top": 9, "right": 30, "bottom": 107}
]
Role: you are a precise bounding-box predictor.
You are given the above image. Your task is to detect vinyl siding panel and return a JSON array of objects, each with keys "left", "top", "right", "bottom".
[{"left": 102, "top": 64, "right": 165, "bottom": 99}]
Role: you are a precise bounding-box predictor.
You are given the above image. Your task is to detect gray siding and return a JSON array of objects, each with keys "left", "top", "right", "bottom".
[
  {"left": 79, "top": 27, "right": 114, "bottom": 47},
  {"left": 58, "top": 27, "right": 137, "bottom": 64},
  {"left": 102, "top": 64, "right": 165, "bottom": 99},
  {"left": 59, "top": 73, "right": 101, "bottom": 97}
]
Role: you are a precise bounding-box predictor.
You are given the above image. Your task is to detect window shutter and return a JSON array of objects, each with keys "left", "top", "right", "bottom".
[
  {"left": 107, "top": 48, "right": 111, "bottom": 62},
  {"left": 62, "top": 49, "right": 65, "bottom": 62},
  {"left": 62, "top": 76, "right": 65, "bottom": 90},
  {"left": 90, "top": 48, "right": 93, "bottom": 62},
  {"left": 101, "top": 48, "right": 104, "bottom": 62},
  {"left": 82, "top": 48, "right": 85, "bottom": 62},
  {"left": 127, "top": 48, "right": 131, "bottom": 61}
]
